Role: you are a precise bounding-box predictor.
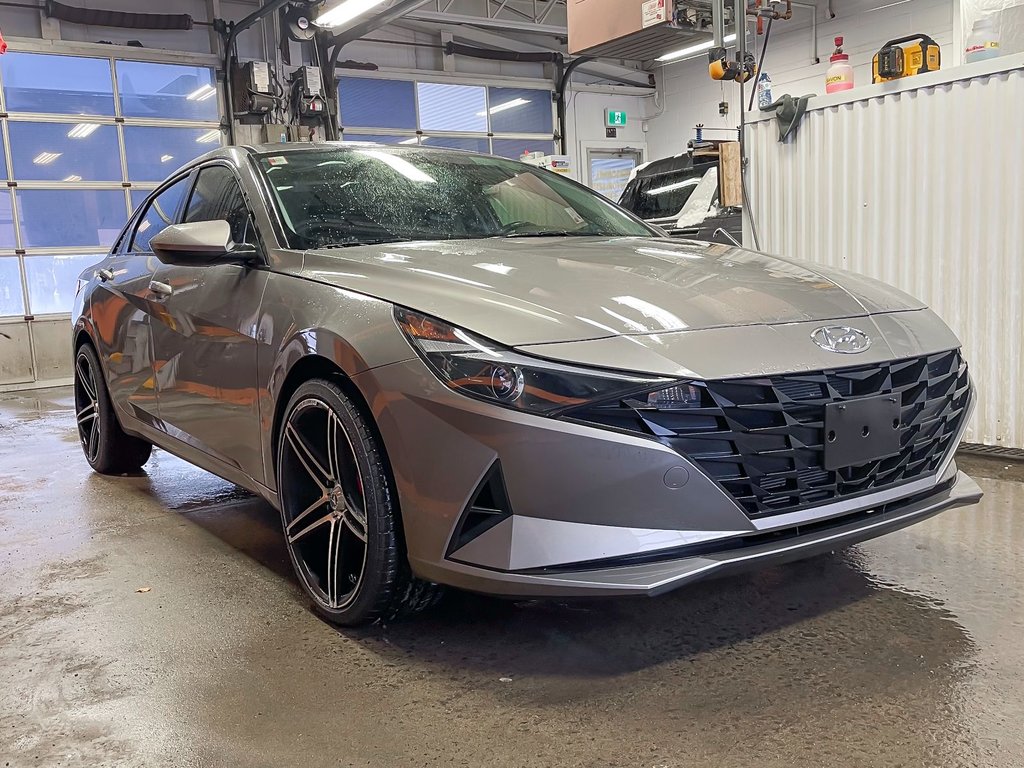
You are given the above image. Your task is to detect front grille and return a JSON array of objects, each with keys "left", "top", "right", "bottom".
[{"left": 568, "top": 349, "right": 972, "bottom": 519}]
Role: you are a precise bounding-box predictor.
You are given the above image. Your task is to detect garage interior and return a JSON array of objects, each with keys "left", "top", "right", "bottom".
[{"left": 1, "top": 0, "right": 1023, "bottom": 765}]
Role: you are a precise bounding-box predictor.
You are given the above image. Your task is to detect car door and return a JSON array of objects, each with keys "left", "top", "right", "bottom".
[
  {"left": 149, "top": 163, "right": 269, "bottom": 483},
  {"left": 91, "top": 175, "right": 191, "bottom": 424}
]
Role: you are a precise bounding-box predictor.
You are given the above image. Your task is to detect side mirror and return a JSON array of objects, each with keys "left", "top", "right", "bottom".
[{"left": 149, "top": 220, "right": 257, "bottom": 267}]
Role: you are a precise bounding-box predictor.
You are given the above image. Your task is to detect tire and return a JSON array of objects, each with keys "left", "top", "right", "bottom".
[
  {"left": 74, "top": 343, "right": 152, "bottom": 475},
  {"left": 276, "top": 378, "right": 442, "bottom": 626}
]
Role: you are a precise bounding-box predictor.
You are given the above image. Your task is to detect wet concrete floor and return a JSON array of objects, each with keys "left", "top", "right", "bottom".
[{"left": 1, "top": 386, "right": 1023, "bottom": 768}]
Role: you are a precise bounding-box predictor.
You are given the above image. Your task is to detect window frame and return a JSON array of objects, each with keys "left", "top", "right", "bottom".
[
  {"left": 178, "top": 160, "right": 266, "bottom": 264},
  {"left": 127, "top": 170, "right": 195, "bottom": 254}
]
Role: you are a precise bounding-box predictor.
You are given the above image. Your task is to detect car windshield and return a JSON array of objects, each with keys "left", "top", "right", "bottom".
[
  {"left": 256, "top": 147, "right": 656, "bottom": 249},
  {"left": 619, "top": 163, "right": 715, "bottom": 220}
]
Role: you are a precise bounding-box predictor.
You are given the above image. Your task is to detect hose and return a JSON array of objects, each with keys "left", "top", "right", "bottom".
[{"left": 748, "top": 16, "right": 773, "bottom": 112}]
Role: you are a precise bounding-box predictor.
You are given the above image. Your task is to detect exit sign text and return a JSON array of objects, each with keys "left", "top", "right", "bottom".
[{"left": 604, "top": 109, "right": 627, "bottom": 127}]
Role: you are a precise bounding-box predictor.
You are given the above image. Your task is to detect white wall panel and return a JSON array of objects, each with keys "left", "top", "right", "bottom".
[
  {"left": 747, "top": 59, "right": 1024, "bottom": 448},
  {"left": 647, "top": 0, "right": 958, "bottom": 160}
]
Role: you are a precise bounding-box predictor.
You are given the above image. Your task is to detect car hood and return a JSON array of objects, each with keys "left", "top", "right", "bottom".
[{"left": 298, "top": 237, "right": 925, "bottom": 346}]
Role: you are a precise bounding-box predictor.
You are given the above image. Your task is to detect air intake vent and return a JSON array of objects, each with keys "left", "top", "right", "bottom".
[{"left": 447, "top": 462, "right": 513, "bottom": 556}]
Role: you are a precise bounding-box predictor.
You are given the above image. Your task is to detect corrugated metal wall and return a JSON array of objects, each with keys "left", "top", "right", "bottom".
[{"left": 747, "top": 67, "right": 1024, "bottom": 449}]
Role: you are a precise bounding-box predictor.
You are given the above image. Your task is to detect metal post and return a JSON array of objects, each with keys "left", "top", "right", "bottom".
[{"left": 712, "top": 0, "right": 725, "bottom": 48}]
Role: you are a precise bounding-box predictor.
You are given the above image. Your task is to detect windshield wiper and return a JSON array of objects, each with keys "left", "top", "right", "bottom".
[
  {"left": 499, "top": 230, "right": 604, "bottom": 239},
  {"left": 317, "top": 237, "right": 410, "bottom": 248}
]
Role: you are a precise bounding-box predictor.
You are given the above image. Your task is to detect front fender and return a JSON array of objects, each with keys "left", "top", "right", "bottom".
[{"left": 256, "top": 272, "right": 413, "bottom": 491}]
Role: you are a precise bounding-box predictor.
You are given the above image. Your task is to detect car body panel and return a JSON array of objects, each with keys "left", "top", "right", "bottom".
[
  {"left": 70, "top": 144, "right": 981, "bottom": 601},
  {"left": 515, "top": 308, "right": 961, "bottom": 379},
  {"left": 295, "top": 238, "right": 925, "bottom": 346},
  {"left": 149, "top": 261, "right": 269, "bottom": 482},
  {"left": 87, "top": 250, "right": 162, "bottom": 422}
]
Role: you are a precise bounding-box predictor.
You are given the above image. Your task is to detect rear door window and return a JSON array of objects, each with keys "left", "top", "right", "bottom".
[{"left": 620, "top": 162, "right": 715, "bottom": 220}]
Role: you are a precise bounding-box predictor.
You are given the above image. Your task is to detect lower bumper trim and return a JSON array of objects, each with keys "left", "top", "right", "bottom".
[{"left": 412, "top": 471, "right": 982, "bottom": 598}]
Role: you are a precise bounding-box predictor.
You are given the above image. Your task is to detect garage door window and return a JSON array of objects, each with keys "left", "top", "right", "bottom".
[
  {"left": 0, "top": 257, "right": 24, "bottom": 317},
  {"left": 7, "top": 121, "right": 122, "bottom": 182},
  {"left": 0, "top": 52, "right": 222, "bottom": 322},
  {"left": 338, "top": 77, "right": 554, "bottom": 160},
  {"left": 0, "top": 52, "right": 115, "bottom": 115},
  {"left": 24, "top": 254, "right": 101, "bottom": 315},
  {"left": 338, "top": 77, "right": 416, "bottom": 129}
]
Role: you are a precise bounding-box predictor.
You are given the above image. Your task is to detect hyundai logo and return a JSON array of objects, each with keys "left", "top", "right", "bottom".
[{"left": 811, "top": 325, "right": 872, "bottom": 354}]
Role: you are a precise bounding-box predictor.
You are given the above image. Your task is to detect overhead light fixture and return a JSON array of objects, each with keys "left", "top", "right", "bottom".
[
  {"left": 354, "top": 150, "right": 435, "bottom": 184},
  {"left": 657, "top": 33, "right": 736, "bottom": 63},
  {"left": 646, "top": 178, "right": 701, "bottom": 195},
  {"left": 160, "top": 154, "right": 174, "bottom": 163},
  {"left": 33, "top": 151, "right": 62, "bottom": 165},
  {"left": 67, "top": 123, "right": 100, "bottom": 138},
  {"left": 63, "top": 174, "right": 82, "bottom": 182},
  {"left": 315, "top": 0, "right": 388, "bottom": 28},
  {"left": 478, "top": 98, "right": 529, "bottom": 116},
  {"left": 186, "top": 83, "right": 217, "bottom": 101},
  {"left": 195, "top": 129, "right": 221, "bottom": 144},
  {"left": 398, "top": 137, "right": 419, "bottom": 145}
]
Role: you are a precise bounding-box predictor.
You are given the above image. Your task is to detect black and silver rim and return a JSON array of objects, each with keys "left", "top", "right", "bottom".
[
  {"left": 280, "top": 398, "right": 369, "bottom": 611},
  {"left": 75, "top": 351, "right": 100, "bottom": 463}
]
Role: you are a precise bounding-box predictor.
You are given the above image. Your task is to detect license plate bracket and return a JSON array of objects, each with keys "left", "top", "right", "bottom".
[{"left": 823, "top": 394, "right": 901, "bottom": 470}]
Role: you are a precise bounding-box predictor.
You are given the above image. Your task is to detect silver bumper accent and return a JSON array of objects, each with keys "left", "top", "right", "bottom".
[{"left": 413, "top": 470, "right": 983, "bottom": 597}]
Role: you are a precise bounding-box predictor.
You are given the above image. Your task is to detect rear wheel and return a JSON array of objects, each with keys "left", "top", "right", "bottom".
[
  {"left": 74, "top": 343, "right": 152, "bottom": 474},
  {"left": 277, "top": 379, "right": 442, "bottom": 626}
]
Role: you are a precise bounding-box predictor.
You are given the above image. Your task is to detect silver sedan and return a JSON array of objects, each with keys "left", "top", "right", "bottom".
[{"left": 72, "top": 144, "right": 982, "bottom": 625}]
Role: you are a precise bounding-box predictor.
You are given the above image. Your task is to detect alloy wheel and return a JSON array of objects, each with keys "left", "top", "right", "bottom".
[
  {"left": 75, "top": 351, "right": 101, "bottom": 463},
  {"left": 279, "top": 397, "right": 369, "bottom": 611}
]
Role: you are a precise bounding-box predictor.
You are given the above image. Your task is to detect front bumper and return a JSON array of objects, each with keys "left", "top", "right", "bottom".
[
  {"left": 412, "top": 470, "right": 982, "bottom": 597},
  {"left": 353, "top": 357, "right": 982, "bottom": 598}
]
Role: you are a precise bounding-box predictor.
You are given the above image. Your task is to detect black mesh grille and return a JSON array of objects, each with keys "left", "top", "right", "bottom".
[{"left": 567, "top": 349, "right": 972, "bottom": 519}]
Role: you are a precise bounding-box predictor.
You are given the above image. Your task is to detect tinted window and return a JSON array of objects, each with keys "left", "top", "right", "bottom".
[
  {"left": 619, "top": 163, "right": 715, "bottom": 220},
  {"left": 1, "top": 52, "right": 115, "bottom": 115},
  {"left": 258, "top": 148, "right": 655, "bottom": 250},
  {"left": 183, "top": 166, "right": 253, "bottom": 246},
  {"left": 131, "top": 177, "right": 190, "bottom": 252}
]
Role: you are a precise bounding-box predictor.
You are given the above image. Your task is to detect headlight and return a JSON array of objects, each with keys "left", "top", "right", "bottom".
[{"left": 395, "top": 308, "right": 670, "bottom": 415}]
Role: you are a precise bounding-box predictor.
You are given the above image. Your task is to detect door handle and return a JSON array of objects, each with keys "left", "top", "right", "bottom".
[
  {"left": 96, "top": 268, "right": 114, "bottom": 282},
  {"left": 149, "top": 280, "right": 173, "bottom": 297}
]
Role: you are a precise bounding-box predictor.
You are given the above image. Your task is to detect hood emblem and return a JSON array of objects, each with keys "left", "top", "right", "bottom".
[{"left": 811, "top": 325, "right": 872, "bottom": 354}]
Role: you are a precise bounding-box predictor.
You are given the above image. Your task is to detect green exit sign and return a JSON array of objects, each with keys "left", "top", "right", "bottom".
[{"left": 604, "top": 109, "right": 628, "bottom": 127}]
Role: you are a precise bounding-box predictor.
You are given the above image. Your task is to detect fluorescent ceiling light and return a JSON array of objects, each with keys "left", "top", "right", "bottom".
[
  {"left": 160, "top": 154, "right": 174, "bottom": 163},
  {"left": 316, "top": 0, "right": 388, "bottom": 28},
  {"left": 33, "top": 151, "right": 62, "bottom": 165},
  {"left": 478, "top": 98, "right": 529, "bottom": 116},
  {"left": 67, "top": 123, "right": 100, "bottom": 138},
  {"left": 196, "top": 129, "right": 221, "bottom": 144},
  {"left": 187, "top": 84, "right": 217, "bottom": 101},
  {"left": 354, "top": 150, "right": 435, "bottom": 183},
  {"left": 398, "top": 137, "right": 419, "bottom": 145},
  {"left": 63, "top": 174, "right": 82, "bottom": 182},
  {"left": 646, "top": 178, "right": 700, "bottom": 195},
  {"left": 657, "top": 33, "right": 736, "bottom": 63}
]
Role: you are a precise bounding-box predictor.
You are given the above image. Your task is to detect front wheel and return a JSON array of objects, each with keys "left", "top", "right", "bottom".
[
  {"left": 276, "top": 379, "right": 442, "bottom": 626},
  {"left": 74, "top": 343, "right": 152, "bottom": 474}
]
